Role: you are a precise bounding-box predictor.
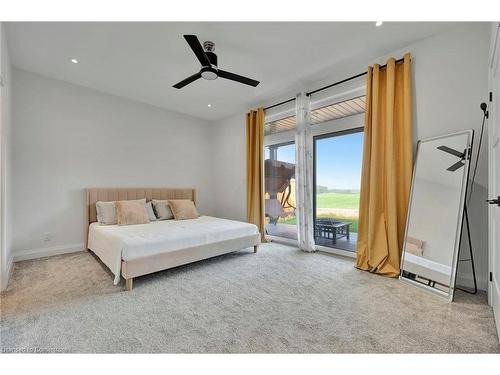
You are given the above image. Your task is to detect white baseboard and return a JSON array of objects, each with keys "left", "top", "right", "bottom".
[
  {"left": 13, "top": 243, "right": 85, "bottom": 262},
  {"left": 7, "top": 253, "right": 13, "bottom": 281},
  {"left": 0, "top": 254, "right": 14, "bottom": 291},
  {"left": 491, "top": 278, "right": 500, "bottom": 342}
]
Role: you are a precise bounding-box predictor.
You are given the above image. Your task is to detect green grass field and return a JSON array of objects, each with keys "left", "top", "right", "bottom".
[
  {"left": 279, "top": 192, "right": 360, "bottom": 232},
  {"left": 315, "top": 192, "right": 360, "bottom": 209}
]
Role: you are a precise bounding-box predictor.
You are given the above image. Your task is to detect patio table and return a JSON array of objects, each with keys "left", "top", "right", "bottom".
[{"left": 315, "top": 219, "right": 351, "bottom": 244}]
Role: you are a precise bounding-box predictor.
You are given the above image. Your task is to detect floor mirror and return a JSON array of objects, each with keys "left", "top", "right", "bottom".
[{"left": 400, "top": 130, "right": 474, "bottom": 301}]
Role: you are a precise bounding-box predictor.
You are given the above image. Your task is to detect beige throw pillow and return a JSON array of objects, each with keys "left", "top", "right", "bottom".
[
  {"left": 152, "top": 199, "right": 174, "bottom": 220},
  {"left": 115, "top": 199, "right": 150, "bottom": 226},
  {"left": 168, "top": 200, "right": 199, "bottom": 220},
  {"left": 96, "top": 198, "right": 147, "bottom": 225}
]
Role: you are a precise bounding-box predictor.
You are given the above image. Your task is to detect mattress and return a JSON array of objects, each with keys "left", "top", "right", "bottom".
[{"left": 88, "top": 216, "right": 259, "bottom": 284}]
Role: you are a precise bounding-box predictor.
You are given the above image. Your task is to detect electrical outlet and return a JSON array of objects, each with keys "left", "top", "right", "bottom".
[{"left": 43, "top": 232, "right": 53, "bottom": 242}]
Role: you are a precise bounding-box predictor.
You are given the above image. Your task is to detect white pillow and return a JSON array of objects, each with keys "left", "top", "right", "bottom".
[
  {"left": 96, "top": 201, "right": 117, "bottom": 225},
  {"left": 145, "top": 201, "right": 158, "bottom": 221},
  {"left": 95, "top": 198, "right": 146, "bottom": 225},
  {"left": 152, "top": 199, "right": 174, "bottom": 220}
]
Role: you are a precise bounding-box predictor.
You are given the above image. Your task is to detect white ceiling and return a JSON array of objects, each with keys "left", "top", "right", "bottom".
[{"left": 6, "top": 22, "right": 456, "bottom": 121}]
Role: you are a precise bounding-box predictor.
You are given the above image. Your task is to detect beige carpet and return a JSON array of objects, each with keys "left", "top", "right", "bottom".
[{"left": 1, "top": 243, "right": 499, "bottom": 353}]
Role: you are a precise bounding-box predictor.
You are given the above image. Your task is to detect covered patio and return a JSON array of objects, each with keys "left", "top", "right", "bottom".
[{"left": 265, "top": 223, "right": 358, "bottom": 252}]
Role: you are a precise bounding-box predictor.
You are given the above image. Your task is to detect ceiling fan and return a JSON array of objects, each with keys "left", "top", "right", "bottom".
[
  {"left": 173, "top": 35, "right": 260, "bottom": 89},
  {"left": 437, "top": 145, "right": 469, "bottom": 171}
]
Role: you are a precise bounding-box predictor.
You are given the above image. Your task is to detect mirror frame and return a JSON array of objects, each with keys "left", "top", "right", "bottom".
[{"left": 399, "top": 129, "right": 474, "bottom": 302}]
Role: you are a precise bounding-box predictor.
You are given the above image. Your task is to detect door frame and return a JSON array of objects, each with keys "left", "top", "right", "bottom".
[{"left": 487, "top": 22, "right": 500, "bottom": 339}]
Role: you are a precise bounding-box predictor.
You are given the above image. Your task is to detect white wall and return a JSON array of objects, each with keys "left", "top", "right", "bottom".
[
  {"left": 0, "top": 22, "right": 13, "bottom": 290},
  {"left": 212, "top": 113, "right": 247, "bottom": 222},
  {"left": 212, "top": 23, "right": 490, "bottom": 289},
  {"left": 11, "top": 69, "right": 214, "bottom": 259}
]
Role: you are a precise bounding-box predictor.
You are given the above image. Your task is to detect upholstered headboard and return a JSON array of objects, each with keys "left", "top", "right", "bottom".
[{"left": 85, "top": 188, "right": 196, "bottom": 247}]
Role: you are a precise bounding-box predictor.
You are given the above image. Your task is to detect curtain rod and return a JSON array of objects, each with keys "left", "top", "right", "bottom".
[{"left": 263, "top": 57, "right": 406, "bottom": 111}]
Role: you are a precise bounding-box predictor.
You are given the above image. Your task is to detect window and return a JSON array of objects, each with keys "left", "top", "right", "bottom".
[
  {"left": 263, "top": 94, "right": 365, "bottom": 248},
  {"left": 313, "top": 128, "right": 364, "bottom": 252},
  {"left": 264, "top": 142, "right": 297, "bottom": 241}
]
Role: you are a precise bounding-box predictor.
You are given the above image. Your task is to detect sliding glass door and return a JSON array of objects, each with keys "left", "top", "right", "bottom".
[
  {"left": 313, "top": 128, "right": 364, "bottom": 251},
  {"left": 264, "top": 142, "right": 297, "bottom": 240}
]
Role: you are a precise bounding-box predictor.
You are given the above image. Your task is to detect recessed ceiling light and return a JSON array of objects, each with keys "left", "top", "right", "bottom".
[
  {"left": 71, "top": 58, "right": 78, "bottom": 64},
  {"left": 375, "top": 21, "right": 383, "bottom": 27},
  {"left": 207, "top": 104, "right": 212, "bottom": 108}
]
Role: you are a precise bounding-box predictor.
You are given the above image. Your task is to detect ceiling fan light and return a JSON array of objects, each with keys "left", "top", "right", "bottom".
[
  {"left": 173, "top": 35, "right": 259, "bottom": 89},
  {"left": 200, "top": 67, "right": 218, "bottom": 80}
]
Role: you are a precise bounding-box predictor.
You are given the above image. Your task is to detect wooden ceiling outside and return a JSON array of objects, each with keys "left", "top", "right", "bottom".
[{"left": 264, "top": 95, "right": 366, "bottom": 136}]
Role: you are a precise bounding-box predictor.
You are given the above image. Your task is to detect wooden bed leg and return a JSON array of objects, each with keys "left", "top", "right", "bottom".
[
  {"left": 125, "top": 278, "right": 133, "bottom": 291},
  {"left": 254, "top": 245, "right": 258, "bottom": 253}
]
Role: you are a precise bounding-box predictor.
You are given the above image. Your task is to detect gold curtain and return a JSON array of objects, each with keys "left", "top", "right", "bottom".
[
  {"left": 246, "top": 108, "right": 267, "bottom": 242},
  {"left": 355, "top": 53, "right": 413, "bottom": 277}
]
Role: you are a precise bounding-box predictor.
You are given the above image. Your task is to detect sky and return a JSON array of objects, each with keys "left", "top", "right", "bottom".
[
  {"left": 316, "top": 132, "right": 364, "bottom": 190},
  {"left": 266, "top": 131, "right": 364, "bottom": 190}
]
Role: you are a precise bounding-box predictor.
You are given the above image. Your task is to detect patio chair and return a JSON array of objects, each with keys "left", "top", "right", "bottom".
[{"left": 265, "top": 199, "right": 286, "bottom": 225}]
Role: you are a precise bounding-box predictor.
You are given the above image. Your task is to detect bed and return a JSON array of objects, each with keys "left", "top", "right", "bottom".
[{"left": 85, "top": 188, "right": 260, "bottom": 290}]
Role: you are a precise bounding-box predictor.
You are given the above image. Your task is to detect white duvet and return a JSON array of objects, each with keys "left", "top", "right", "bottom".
[{"left": 88, "top": 216, "right": 259, "bottom": 284}]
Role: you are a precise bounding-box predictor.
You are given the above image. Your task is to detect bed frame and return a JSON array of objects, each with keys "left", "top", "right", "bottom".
[{"left": 85, "top": 188, "right": 260, "bottom": 291}]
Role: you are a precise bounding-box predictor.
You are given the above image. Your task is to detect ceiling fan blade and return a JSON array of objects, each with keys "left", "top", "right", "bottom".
[
  {"left": 184, "top": 35, "right": 211, "bottom": 67},
  {"left": 173, "top": 72, "right": 202, "bottom": 89},
  {"left": 437, "top": 145, "right": 464, "bottom": 158},
  {"left": 447, "top": 161, "right": 465, "bottom": 172},
  {"left": 218, "top": 70, "right": 260, "bottom": 87}
]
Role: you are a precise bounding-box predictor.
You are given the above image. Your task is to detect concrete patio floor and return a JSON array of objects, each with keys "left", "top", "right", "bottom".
[{"left": 265, "top": 223, "right": 357, "bottom": 252}]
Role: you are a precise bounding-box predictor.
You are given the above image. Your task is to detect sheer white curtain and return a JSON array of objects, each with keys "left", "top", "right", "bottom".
[{"left": 294, "top": 92, "right": 315, "bottom": 252}]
